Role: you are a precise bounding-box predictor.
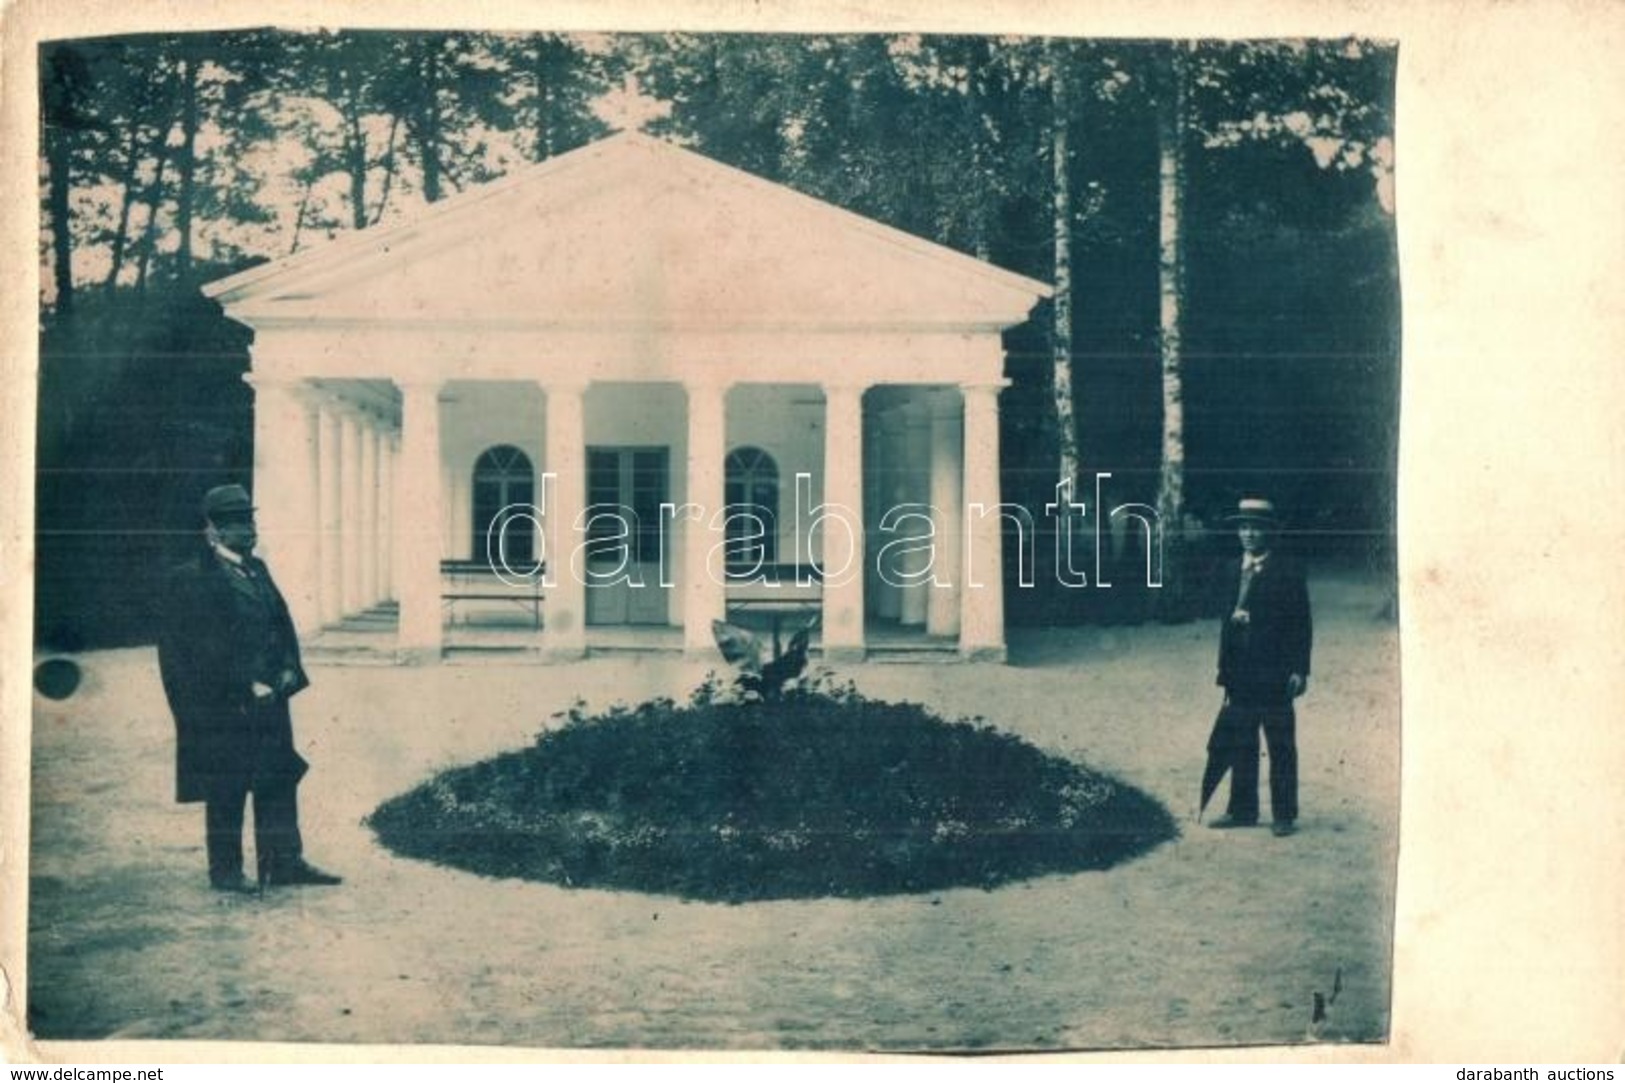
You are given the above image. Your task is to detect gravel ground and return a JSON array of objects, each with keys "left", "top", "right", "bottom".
[{"left": 24, "top": 570, "right": 1398, "bottom": 1054}]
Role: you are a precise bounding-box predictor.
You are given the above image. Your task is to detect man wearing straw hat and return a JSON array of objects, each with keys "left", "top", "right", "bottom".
[
  {"left": 157, "top": 484, "right": 342, "bottom": 894},
  {"left": 1200, "top": 496, "right": 1313, "bottom": 837}
]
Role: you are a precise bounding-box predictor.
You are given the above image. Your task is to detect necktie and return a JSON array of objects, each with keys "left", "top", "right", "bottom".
[{"left": 1236, "top": 557, "right": 1262, "bottom": 611}]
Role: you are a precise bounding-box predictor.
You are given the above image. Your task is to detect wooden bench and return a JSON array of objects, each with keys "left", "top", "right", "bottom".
[{"left": 440, "top": 559, "right": 545, "bottom": 630}]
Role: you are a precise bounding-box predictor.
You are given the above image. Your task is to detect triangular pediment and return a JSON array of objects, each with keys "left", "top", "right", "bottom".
[{"left": 206, "top": 133, "right": 1050, "bottom": 332}]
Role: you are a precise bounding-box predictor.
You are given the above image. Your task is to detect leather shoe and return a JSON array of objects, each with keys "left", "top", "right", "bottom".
[
  {"left": 1271, "top": 821, "right": 1297, "bottom": 837},
  {"left": 210, "top": 874, "right": 259, "bottom": 895},
  {"left": 264, "top": 860, "right": 343, "bottom": 887},
  {"left": 1206, "top": 815, "right": 1259, "bottom": 830}
]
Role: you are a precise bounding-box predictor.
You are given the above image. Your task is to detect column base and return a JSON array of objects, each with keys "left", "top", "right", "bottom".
[
  {"left": 684, "top": 645, "right": 727, "bottom": 664},
  {"left": 958, "top": 643, "right": 1007, "bottom": 664},
  {"left": 684, "top": 627, "right": 725, "bottom": 660},
  {"left": 394, "top": 645, "right": 443, "bottom": 666},
  {"left": 541, "top": 641, "right": 588, "bottom": 664},
  {"left": 821, "top": 644, "right": 867, "bottom": 665}
]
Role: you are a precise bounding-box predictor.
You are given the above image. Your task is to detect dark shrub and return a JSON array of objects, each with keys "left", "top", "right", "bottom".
[{"left": 368, "top": 676, "right": 1177, "bottom": 902}]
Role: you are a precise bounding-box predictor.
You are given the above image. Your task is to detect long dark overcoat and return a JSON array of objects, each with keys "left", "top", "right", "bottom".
[
  {"left": 1215, "top": 555, "right": 1313, "bottom": 703},
  {"left": 157, "top": 549, "right": 310, "bottom": 803}
]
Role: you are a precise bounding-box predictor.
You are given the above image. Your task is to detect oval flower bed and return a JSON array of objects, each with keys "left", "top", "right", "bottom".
[{"left": 367, "top": 679, "right": 1177, "bottom": 902}]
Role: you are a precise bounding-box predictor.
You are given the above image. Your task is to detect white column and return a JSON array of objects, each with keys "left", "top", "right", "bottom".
[
  {"left": 395, "top": 381, "right": 445, "bottom": 662},
  {"left": 297, "top": 386, "right": 326, "bottom": 631},
  {"left": 442, "top": 459, "right": 459, "bottom": 560},
  {"left": 542, "top": 381, "right": 588, "bottom": 660},
  {"left": 339, "top": 410, "right": 364, "bottom": 616},
  {"left": 683, "top": 381, "right": 728, "bottom": 656},
  {"left": 359, "top": 418, "right": 379, "bottom": 610},
  {"left": 898, "top": 400, "right": 931, "bottom": 628},
  {"left": 248, "top": 375, "right": 322, "bottom": 635},
  {"left": 820, "top": 382, "right": 867, "bottom": 662},
  {"left": 317, "top": 400, "right": 344, "bottom": 627},
  {"left": 873, "top": 407, "right": 904, "bottom": 622},
  {"left": 380, "top": 432, "right": 396, "bottom": 602},
  {"left": 960, "top": 380, "right": 1007, "bottom": 661},
  {"left": 927, "top": 388, "right": 964, "bottom": 638}
]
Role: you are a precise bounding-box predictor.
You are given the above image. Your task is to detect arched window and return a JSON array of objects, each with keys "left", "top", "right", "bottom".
[
  {"left": 472, "top": 445, "right": 535, "bottom": 567},
  {"left": 724, "top": 446, "right": 779, "bottom": 569}
]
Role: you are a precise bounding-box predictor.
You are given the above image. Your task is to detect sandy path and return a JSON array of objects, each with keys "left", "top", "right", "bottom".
[{"left": 25, "top": 570, "right": 1398, "bottom": 1052}]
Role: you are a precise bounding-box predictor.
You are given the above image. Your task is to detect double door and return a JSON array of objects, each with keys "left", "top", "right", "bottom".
[{"left": 584, "top": 446, "right": 671, "bottom": 625}]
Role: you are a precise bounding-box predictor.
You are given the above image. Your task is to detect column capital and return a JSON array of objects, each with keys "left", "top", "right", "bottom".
[
  {"left": 681, "top": 377, "right": 732, "bottom": 399},
  {"left": 311, "top": 390, "right": 388, "bottom": 427},
  {"left": 290, "top": 382, "right": 332, "bottom": 409},
  {"left": 538, "top": 378, "right": 591, "bottom": 397},
  {"left": 395, "top": 378, "right": 447, "bottom": 398},
  {"left": 959, "top": 378, "right": 1012, "bottom": 397},
  {"left": 305, "top": 384, "right": 343, "bottom": 411},
  {"left": 822, "top": 380, "right": 871, "bottom": 399},
  {"left": 241, "top": 373, "right": 309, "bottom": 392},
  {"left": 266, "top": 376, "right": 335, "bottom": 417}
]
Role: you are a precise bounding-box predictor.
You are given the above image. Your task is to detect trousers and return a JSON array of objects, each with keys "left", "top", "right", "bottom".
[
  {"left": 205, "top": 778, "right": 305, "bottom": 883},
  {"left": 1212, "top": 700, "right": 1298, "bottom": 824}
]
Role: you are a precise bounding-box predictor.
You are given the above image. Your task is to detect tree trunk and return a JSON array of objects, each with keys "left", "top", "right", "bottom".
[
  {"left": 1049, "top": 43, "right": 1079, "bottom": 494},
  {"left": 1153, "top": 43, "right": 1190, "bottom": 619},
  {"left": 175, "top": 45, "right": 200, "bottom": 282},
  {"left": 372, "top": 115, "right": 401, "bottom": 225},
  {"left": 289, "top": 177, "right": 313, "bottom": 254},
  {"left": 418, "top": 41, "right": 443, "bottom": 202},
  {"left": 340, "top": 61, "right": 370, "bottom": 231},
  {"left": 43, "top": 49, "right": 78, "bottom": 313},
  {"left": 533, "top": 36, "right": 554, "bottom": 162},
  {"left": 135, "top": 147, "right": 171, "bottom": 295},
  {"left": 103, "top": 126, "right": 146, "bottom": 292},
  {"left": 45, "top": 115, "right": 74, "bottom": 314},
  {"left": 964, "top": 56, "right": 993, "bottom": 263}
]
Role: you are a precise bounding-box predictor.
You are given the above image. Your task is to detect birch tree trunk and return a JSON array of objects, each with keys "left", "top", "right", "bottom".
[
  {"left": 1049, "top": 43, "right": 1080, "bottom": 495},
  {"left": 1153, "top": 42, "right": 1190, "bottom": 618}
]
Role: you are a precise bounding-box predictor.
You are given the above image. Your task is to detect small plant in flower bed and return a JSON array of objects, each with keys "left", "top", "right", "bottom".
[{"left": 366, "top": 675, "right": 1177, "bottom": 902}]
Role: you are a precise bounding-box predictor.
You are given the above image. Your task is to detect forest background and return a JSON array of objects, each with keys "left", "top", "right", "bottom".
[{"left": 34, "top": 31, "right": 1398, "bottom": 648}]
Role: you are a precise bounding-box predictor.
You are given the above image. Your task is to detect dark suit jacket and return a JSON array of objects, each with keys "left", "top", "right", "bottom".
[
  {"left": 1216, "top": 553, "right": 1312, "bottom": 705},
  {"left": 157, "top": 547, "right": 310, "bottom": 803}
]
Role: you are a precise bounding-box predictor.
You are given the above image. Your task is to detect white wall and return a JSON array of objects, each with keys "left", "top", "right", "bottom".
[
  {"left": 439, "top": 381, "right": 546, "bottom": 561},
  {"left": 434, "top": 378, "right": 881, "bottom": 626},
  {"left": 726, "top": 384, "right": 825, "bottom": 566}
]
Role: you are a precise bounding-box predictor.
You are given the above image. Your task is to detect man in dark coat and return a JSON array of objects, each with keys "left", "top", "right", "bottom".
[
  {"left": 1204, "top": 497, "right": 1313, "bottom": 837},
  {"left": 157, "top": 484, "right": 341, "bottom": 893}
]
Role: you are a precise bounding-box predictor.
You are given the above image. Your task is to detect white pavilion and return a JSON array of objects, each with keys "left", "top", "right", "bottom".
[{"left": 203, "top": 133, "right": 1051, "bottom": 663}]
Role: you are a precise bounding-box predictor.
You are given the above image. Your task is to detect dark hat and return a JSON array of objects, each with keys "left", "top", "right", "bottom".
[
  {"left": 202, "top": 484, "right": 255, "bottom": 520},
  {"left": 1225, "top": 497, "right": 1280, "bottom": 525}
]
